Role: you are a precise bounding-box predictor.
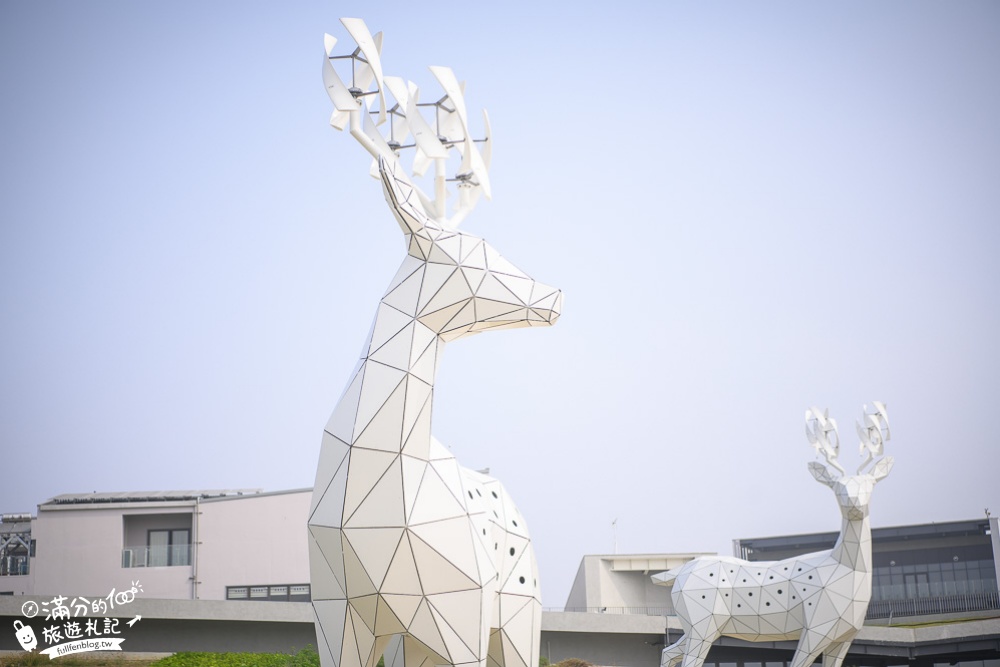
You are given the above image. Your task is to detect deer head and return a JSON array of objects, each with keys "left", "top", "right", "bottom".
[
  {"left": 324, "top": 19, "right": 562, "bottom": 344},
  {"left": 806, "top": 403, "right": 893, "bottom": 520},
  {"left": 378, "top": 157, "right": 561, "bottom": 342}
]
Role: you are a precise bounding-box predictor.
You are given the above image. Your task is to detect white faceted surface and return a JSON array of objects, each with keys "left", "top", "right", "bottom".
[
  {"left": 653, "top": 404, "right": 893, "bottom": 667},
  {"left": 311, "top": 22, "right": 561, "bottom": 667}
]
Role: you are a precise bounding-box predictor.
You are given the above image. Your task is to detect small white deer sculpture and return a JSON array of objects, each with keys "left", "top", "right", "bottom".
[
  {"left": 309, "top": 19, "right": 561, "bottom": 667},
  {"left": 653, "top": 403, "right": 893, "bottom": 667}
]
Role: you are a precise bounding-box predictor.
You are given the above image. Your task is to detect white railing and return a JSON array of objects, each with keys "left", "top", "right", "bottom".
[
  {"left": 121, "top": 545, "right": 191, "bottom": 568},
  {"left": 866, "top": 591, "right": 1000, "bottom": 619},
  {"left": 545, "top": 592, "right": 1000, "bottom": 620}
]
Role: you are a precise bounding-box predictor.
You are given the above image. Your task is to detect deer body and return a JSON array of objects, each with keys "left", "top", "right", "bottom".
[
  {"left": 653, "top": 406, "right": 893, "bottom": 667},
  {"left": 308, "top": 172, "right": 560, "bottom": 665}
]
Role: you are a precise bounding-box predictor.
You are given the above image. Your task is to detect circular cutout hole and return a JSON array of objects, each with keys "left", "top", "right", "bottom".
[
  {"left": 519, "top": 576, "right": 525, "bottom": 584},
  {"left": 509, "top": 547, "right": 515, "bottom": 556}
]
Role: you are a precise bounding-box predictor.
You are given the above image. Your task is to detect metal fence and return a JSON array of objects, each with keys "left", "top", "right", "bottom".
[
  {"left": 866, "top": 591, "right": 1000, "bottom": 619},
  {"left": 548, "top": 592, "right": 1000, "bottom": 620},
  {"left": 546, "top": 606, "right": 672, "bottom": 616}
]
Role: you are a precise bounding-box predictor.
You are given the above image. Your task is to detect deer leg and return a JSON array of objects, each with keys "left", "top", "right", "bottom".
[
  {"left": 821, "top": 639, "right": 852, "bottom": 667},
  {"left": 789, "top": 636, "right": 827, "bottom": 667},
  {"left": 660, "top": 634, "right": 686, "bottom": 667},
  {"left": 339, "top": 609, "right": 377, "bottom": 667},
  {"left": 368, "top": 635, "right": 393, "bottom": 667},
  {"left": 679, "top": 634, "right": 715, "bottom": 667},
  {"left": 492, "top": 596, "right": 540, "bottom": 667}
]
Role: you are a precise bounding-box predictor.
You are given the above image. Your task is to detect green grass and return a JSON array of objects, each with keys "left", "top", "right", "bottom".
[
  {"left": 0, "top": 646, "right": 320, "bottom": 667},
  {"left": 152, "top": 647, "right": 319, "bottom": 667},
  {"left": 0, "top": 655, "right": 156, "bottom": 667}
]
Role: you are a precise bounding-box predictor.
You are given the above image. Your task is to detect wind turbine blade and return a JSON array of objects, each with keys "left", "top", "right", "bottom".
[
  {"left": 341, "top": 18, "right": 386, "bottom": 125},
  {"left": 362, "top": 107, "right": 399, "bottom": 178},
  {"left": 481, "top": 109, "right": 492, "bottom": 169},
  {"left": 412, "top": 150, "right": 433, "bottom": 178},
  {"left": 383, "top": 76, "right": 410, "bottom": 109},
  {"left": 324, "top": 34, "right": 337, "bottom": 57},
  {"left": 382, "top": 76, "right": 412, "bottom": 147},
  {"left": 330, "top": 110, "right": 349, "bottom": 131},
  {"left": 467, "top": 140, "right": 491, "bottom": 200},
  {"left": 322, "top": 54, "right": 358, "bottom": 112},
  {"left": 429, "top": 66, "right": 469, "bottom": 130},
  {"left": 405, "top": 87, "right": 448, "bottom": 160}
]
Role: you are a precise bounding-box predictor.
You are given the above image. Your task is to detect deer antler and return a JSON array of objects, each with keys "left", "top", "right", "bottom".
[
  {"left": 856, "top": 401, "right": 890, "bottom": 473},
  {"left": 805, "top": 407, "right": 844, "bottom": 475},
  {"left": 323, "top": 19, "right": 492, "bottom": 229}
]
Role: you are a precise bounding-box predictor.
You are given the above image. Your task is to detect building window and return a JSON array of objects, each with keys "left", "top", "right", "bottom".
[
  {"left": 148, "top": 529, "right": 190, "bottom": 567},
  {"left": 123, "top": 513, "right": 193, "bottom": 568},
  {"left": 226, "top": 584, "right": 311, "bottom": 601}
]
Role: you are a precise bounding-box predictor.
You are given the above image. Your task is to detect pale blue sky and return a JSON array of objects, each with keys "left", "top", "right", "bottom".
[{"left": 1, "top": 1, "right": 998, "bottom": 607}]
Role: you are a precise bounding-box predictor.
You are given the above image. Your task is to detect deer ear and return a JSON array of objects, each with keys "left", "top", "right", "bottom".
[
  {"left": 808, "top": 461, "right": 837, "bottom": 487},
  {"left": 871, "top": 456, "right": 894, "bottom": 482}
]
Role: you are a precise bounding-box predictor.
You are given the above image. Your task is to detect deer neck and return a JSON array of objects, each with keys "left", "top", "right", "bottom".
[
  {"left": 830, "top": 511, "right": 873, "bottom": 573},
  {"left": 344, "top": 299, "right": 443, "bottom": 460}
]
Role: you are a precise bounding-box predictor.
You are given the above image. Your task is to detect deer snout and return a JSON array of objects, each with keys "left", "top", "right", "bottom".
[{"left": 530, "top": 285, "right": 562, "bottom": 325}]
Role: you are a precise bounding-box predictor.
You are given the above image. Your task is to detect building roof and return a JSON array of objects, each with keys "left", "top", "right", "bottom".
[
  {"left": 734, "top": 517, "right": 994, "bottom": 559},
  {"left": 0, "top": 521, "right": 32, "bottom": 535},
  {"left": 583, "top": 553, "right": 715, "bottom": 572},
  {"left": 40, "top": 489, "right": 265, "bottom": 506}
]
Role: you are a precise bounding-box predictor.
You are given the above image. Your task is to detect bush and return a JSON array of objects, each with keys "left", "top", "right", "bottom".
[
  {"left": 153, "top": 647, "right": 320, "bottom": 667},
  {"left": 285, "top": 647, "right": 321, "bottom": 667},
  {"left": 152, "top": 653, "right": 287, "bottom": 667},
  {"left": 553, "top": 659, "right": 594, "bottom": 667}
]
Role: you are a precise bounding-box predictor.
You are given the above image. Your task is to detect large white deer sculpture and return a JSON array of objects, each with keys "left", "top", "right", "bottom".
[
  {"left": 653, "top": 403, "right": 894, "bottom": 667},
  {"left": 309, "top": 19, "right": 561, "bottom": 667}
]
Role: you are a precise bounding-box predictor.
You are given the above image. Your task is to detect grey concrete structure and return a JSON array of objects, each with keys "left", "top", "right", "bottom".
[
  {"left": 2, "top": 598, "right": 997, "bottom": 664},
  {"left": 3, "top": 490, "right": 998, "bottom": 665}
]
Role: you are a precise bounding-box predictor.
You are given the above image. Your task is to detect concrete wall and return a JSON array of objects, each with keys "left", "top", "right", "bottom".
[
  {"left": 0, "top": 598, "right": 316, "bottom": 653},
  {"left": 0, "top": 598, "right": 996, "bottom": 664},
  {"left": 32, "top": 504, "right": 195, "bottom": 599},
  {"left": 564, "top": 555, "right": 692, "bottom": 613},
  {"left": 196, "top": 490, "right": 311, "bottom": 601},
  {"left": 22, "top": 491, "right": 310, "bottom": 603},
  {"left": 991, "top": 516, "right": 1000, "bottom": 591}
]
